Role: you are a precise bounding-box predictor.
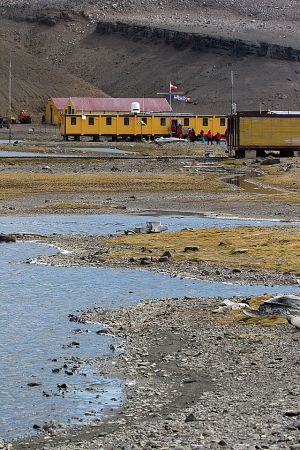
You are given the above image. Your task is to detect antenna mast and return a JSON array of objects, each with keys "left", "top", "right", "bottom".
[{"left": 8, "top": 58, "right": 12, "bottom": 116}]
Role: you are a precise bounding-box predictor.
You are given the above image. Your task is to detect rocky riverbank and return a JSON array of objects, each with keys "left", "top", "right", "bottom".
[
  {"left": 10, "top": 294, "right": 300, "bottom": 450},
  {"left": 1, "top": 151, "right": 299, "bottom": 450},
  {"left": 14, "top": 231, "right": 299, "bottom": 287},
  {"left": 6, "top": 229, "right": 299, "bottom": 448}
]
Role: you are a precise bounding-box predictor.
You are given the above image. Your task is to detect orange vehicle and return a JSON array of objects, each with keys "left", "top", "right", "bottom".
[{"left": 18, "top": 110, "right": 32, "bottom": 124}]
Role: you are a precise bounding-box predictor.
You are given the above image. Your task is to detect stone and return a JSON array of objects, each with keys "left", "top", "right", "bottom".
[
  {"left": 159, "top": 256, "right": 169, "bottom": 262},
  {"left": 0, "top": 234, "right": 16, "bottom": 243},
  {"left": 184, "top": 246, "right": 199, "bottom": 252},
  {"left": 292, "top": 419, "right": 300, "bottom": 429},
  {"left": 140, "top": 259, "right": 151, "bottom": 265},
  {"left": 231, "top": 248, "right": 248, "bottom": 254},
  {"left": 261, "top": 157, "right": 281, "bottom": 165},
  {"left": 285, "top": 411, "right": 300, "bottom": 417},
  {"left": 185, "top": 412, "right": 197, "bottom": 422},
  {"left": 41, "top": 420, "right": 64, "bottom": 432}
]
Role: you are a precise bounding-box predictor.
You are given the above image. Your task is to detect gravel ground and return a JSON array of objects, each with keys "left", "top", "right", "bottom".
[
  {"left": 10, "top": 295, "right": 300, "bottom": 450},
  {"left": 1, "top": 148, "right": 300, "bottom": 450}
]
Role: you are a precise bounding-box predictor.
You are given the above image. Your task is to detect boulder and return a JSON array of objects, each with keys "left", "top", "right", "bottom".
[
  {"left": 184, "top": 246, "right": 199, "bottom": 252},
  {"left": 0, "top": 234, "right": 16, "bottom": 243}
]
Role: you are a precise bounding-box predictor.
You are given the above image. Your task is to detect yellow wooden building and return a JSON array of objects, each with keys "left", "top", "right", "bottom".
[
  {"left": 60, "top": 112, "right": 227, "bottom": 141},
  {"left": 45, "top": 97, "right": 171, "bottom": 125},
  {"left": 45, "top": 98, "right": 69, "bottom": 125},
  {"left": 228, "top": 111, "right": 300, "bottom": 157}
]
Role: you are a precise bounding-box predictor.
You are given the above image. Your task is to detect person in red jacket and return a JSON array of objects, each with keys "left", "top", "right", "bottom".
[
  {"left": 215, "top": 132, "right": 221, "bottom": 145},
  {"left": 199, "top": 129, "right": 205, "bottom": 143},
  {"left": 188, "top": 128, "right": 196, "bottom": 142},
  {"left": 207, "top": 129, "right": 213, "bottom": 144}
]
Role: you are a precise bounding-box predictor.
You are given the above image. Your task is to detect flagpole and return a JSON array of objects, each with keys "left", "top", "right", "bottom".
[
  {"left": 8, "top": 58, "right": 12, "bottom": 145},
  {"left": 169, "top": 81, "right": 172, "bottom": 136},
  {"left": 8, "top": 58, "right": 12, "bottom": 116}
]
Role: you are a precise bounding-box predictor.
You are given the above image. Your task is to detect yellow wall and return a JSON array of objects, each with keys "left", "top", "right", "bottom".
[
  {"left": 240, "top": 117, "right": 300, "bottom": 147},
  {"left": 61, "top": 114, "right": 227, "bottom": 137},
  {"left": 45, "top": 98, "right": 64, "bottom": 125}
]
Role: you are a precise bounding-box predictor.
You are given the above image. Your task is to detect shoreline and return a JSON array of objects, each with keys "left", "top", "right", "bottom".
[
  {"left": 1, "top": 151, "right": 299, "bottom": 450},
  {"left": 10, "top": 294, "right": 300, "bottom": 450},
  {"left": 6, "top": 231, "right": 300, "bottom": 448},
  {"left": 17, "top": 229, "right": 300, "bottom": 287}
]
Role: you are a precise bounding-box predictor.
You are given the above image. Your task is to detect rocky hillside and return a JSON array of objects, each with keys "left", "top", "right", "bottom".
[{"left": 0, "top": 0, "right": 299, "bottom": 118}]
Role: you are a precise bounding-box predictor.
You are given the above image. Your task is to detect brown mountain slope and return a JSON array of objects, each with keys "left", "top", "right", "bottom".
[
  {"left": 0, "top": 40, "right": 107, "bottom": 119},
  {"left": 1, "top": 2, "right": 300, "bottom": 117}
]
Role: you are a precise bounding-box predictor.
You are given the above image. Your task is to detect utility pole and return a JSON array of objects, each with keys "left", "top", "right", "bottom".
[
  {"left": 8, "top": 59, "right": 12, "bottom": 116},
  {"left": 230, "top": 70, "right": 237, "bottom": 115},
  {"left": 8, "top": 58, "right": 12, "bottom": 144},
  {"left": 169, "top": 81, "right": 172, "bottom": 137},
  {"left": 231, "top": 70, "right": 234, "bottom": 115}
]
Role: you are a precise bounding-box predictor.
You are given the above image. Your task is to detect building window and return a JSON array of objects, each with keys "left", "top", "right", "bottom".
[
  {"left": 203, "top": 117, "right": 208, "bottom": 126},
  {"left": 71, "top": 109, "right": 74, "bottom": 114},
  {"left": 106, "top": 117, "right": 112, "bottom": 125},
  {"left": 88, "top": 117, "right": 94, "bottom": 126},
  {"left": 65, "top": 109, "right": 68, "bottom": 114},
  {"left": 71, "top": 117, "right": 76, "bottom": 125},
  {"left": 160, "top": 118, "right": 166, "bottom": 126},
  {"left": 184, "top": 118, "right": 190, "bottom": 126},
  {"left": 220, "top": 118, "right": 226, "bottom": 126},
  {"left": 142, "top": 117, "right": 148, "bottom": 125},
  {"left": 68, "top": 106, "right": 71, "bottom": 114},
  {"left": 124, "top": 117, "right": 129, "bottom": 126}
]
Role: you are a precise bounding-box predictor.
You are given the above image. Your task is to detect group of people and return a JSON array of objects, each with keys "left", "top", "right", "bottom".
[
  {"left": 171, "top": 121, "right": 227, "bottom": 144},
  {"left": 177, "top": 127, "right": 224, "bottom": 144},
  {"left": 204, "top": 130, "right": 222, "bottom": 145}
]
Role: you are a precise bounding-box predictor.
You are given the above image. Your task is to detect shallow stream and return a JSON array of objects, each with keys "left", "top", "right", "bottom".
[
  {"left": 0, "top": 147, "right": 133, "bottom": 158},
  {"left": 0, "top": 214, "right": 299, "bottom": 440}
]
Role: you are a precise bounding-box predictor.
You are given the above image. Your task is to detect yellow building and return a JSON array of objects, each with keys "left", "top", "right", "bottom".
[
  {"left": 228, "top": 111, "right": 300, "bottom": 157},
  {"left": 60, "top": 112, "right": 227, "bottom": 141},
  {"left": 45, "top": 98, "right": 69, "bottom": 125},
  {"left": 45, "top": 97, "right": 171, "bottom": 125}
]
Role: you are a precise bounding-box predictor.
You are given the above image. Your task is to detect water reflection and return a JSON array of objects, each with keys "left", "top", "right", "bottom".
[{"left": 1, "top": 213, "right": 296, "bottom": 237}]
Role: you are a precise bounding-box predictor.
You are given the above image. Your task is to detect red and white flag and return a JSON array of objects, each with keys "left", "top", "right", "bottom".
[{"left": 170, "top": 83, "right": 177, "bottom": 91}]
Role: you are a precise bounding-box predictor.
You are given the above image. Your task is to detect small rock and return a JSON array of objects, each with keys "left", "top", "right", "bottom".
[
  {"left": 231, "top": 248, "right": 248, "bottom": 254},
  {"left": 140, "top": 259, "right": 151, "bottom": 265},
  {"left": 285, "top": 411, "right": 300, "bottom": 417},
  {"left": 184, "top": 246, "right": 199, "bottom": 252},
  {"left": 159, "top": 256, "right": 169, "bottom": 262},
  {"left": 0, "top": 234, "right": 16, "bottom": 243},
  {"left": 42, "top": 420, "right": 64, "bottom": 432},
  {"left": 185, "top": 412, "right": 197, "bottom": 422}
]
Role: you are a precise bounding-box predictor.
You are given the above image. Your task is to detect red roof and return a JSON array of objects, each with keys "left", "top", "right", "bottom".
[
  {"left": 51, "top": 98, "right": 69, "bottom": 109},
  {"left": 69, "top": 97, "right": 170, "bottom": 113}
]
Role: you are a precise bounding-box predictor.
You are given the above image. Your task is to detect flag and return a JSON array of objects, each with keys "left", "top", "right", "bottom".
[
  {"left": 173, "top": 95, "right": 192, "bottom": 103},
  {"left": 170, "top": 83, "right": 177, "bottom": 91}
]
